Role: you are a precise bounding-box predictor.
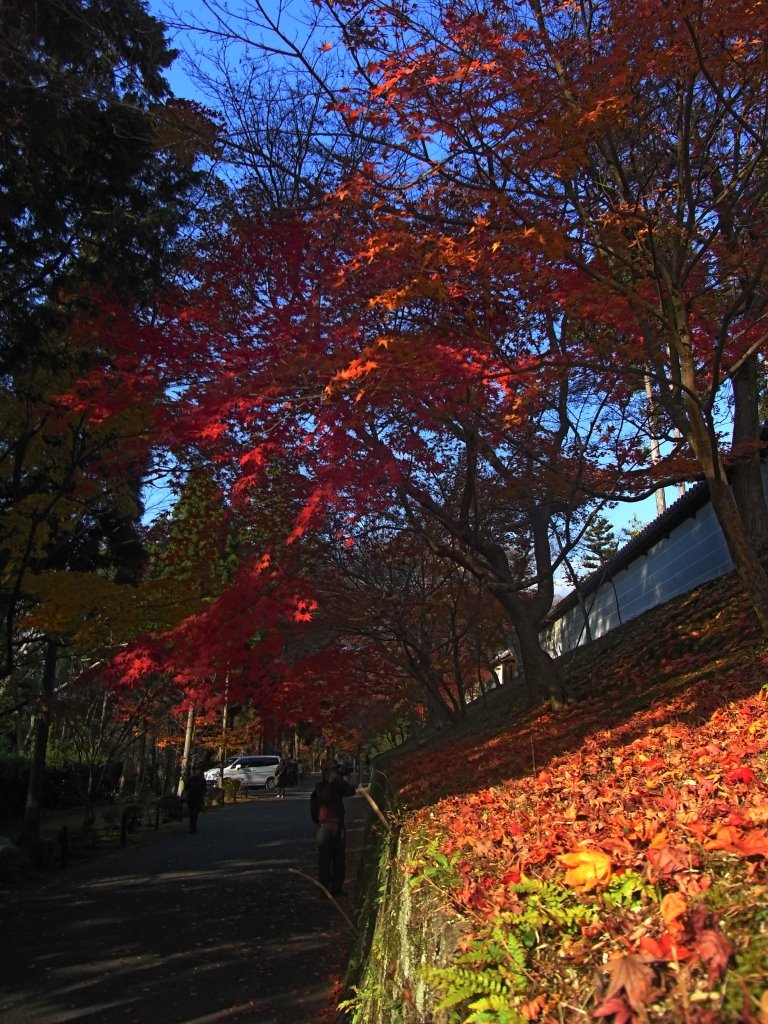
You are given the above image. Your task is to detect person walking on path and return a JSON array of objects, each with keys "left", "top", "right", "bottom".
[
  {"left": 276, "top": 757, "right": 290, "bottom": 799},
  {"left": 310, "top": 762, "right": 356, "bottom": 897},
  {"left": 184, "top": 766, "right": 207, "bottom": 833}
]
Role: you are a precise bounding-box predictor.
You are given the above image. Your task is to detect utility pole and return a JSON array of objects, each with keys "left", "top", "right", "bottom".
[{"left": 645, "top": 371, "right": 667, "bottom": 517}]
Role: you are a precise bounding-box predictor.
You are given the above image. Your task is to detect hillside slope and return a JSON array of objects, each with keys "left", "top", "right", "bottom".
[{"left": 367, "top": 564, "right": 768, "bottom": 1024}]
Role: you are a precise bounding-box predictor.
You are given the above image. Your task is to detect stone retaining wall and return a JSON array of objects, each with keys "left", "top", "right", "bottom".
[{"left": 346, "top": 824, "right": 467, "bottom": 1024}]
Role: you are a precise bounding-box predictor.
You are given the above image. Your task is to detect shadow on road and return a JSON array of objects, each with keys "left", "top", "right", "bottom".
[{"left": 0, "top": 779, "right": 369, "bottom": 1024}]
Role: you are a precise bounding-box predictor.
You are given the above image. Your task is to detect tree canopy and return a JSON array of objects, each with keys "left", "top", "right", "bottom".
[
  {"left": 81, "top": 0, "right": 768, "bottom": 724},
  {"left": 6, "top": 0, "right": 768, "bottom": 784},
  {"left": 0, "top": 0, "right": 213, "bottom": 840}
]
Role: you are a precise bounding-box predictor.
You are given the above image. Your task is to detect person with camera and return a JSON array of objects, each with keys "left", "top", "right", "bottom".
[{"left": 310, "top": 762, "right": 356, "bottom": 897}]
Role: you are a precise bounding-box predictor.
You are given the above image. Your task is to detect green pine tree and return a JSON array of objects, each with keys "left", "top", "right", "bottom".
[{"left": 580, "top": 516, "right": 619, "bottom": 577}]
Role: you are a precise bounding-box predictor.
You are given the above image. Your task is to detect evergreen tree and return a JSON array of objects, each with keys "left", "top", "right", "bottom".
[
  {"left": 0, "top": 0, "right": 210, "bottom": 843},
  {"left": 0, "top": 0, "right": 210, "bottom": 676},
  {"left": 580, "top": 516, "right": 619, "bottom": 577},
  {"left": 0, "top": 0, "right": 205, "bottom": 352}
]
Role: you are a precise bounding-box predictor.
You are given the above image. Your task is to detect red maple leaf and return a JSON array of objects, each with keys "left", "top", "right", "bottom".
[
  {"left": 602, "top": 953, "right": 656, "bottom": 1010},
  {"left": 638, "top": 933, "right": 693, "bottom": 962},
  {"left": 725, "top": 765, "right": 760, "bottom": 784},
  {"left": 593, "top": 994, "right": 635, "bottom": 1023},
  {"left": 693, "top": 927, "right": 733, "bottom": 983}
]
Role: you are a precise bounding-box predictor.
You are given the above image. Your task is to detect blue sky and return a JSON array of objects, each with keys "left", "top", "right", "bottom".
[
  {"left": 150, "top": 0, "right": 209, "bottom": 99},
  {"left": 150, "top": 0, "right": 310, "bottom": 101}
]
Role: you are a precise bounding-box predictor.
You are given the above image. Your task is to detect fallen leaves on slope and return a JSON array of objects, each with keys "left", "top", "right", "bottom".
[{"left": 385, "top": 575, "right": 768, "bottom": 1023}]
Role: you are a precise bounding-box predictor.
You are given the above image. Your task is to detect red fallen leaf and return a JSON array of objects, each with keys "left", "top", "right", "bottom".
[
  {"left": 593, "top": 994, "right": 635, "bottom": 1023},
  {"left": 693, "top": 926, "right": 733, "bottom": 983},
  {"left": 637, "top": 935, "right": 664, "bottom": 959},
  {"left": 639, "top": 933, "right": 693, "bottom": 962},
  {"left": 602, "top": 952, "right": 656, "bottom": 1010},
  {"left": 637, "top": 756, "right": 667, "bottom": 772},
  {"left": 726, "top": 809, "right": 748, "bottom": 827},
  {"left": 658, "top": 932, "right": 693, "bottom": 961},
  {"left": 725, "top": 766, "right": 759, "bottom": 785}
]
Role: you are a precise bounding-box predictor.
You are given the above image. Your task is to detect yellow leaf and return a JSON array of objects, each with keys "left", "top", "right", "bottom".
[
  {"left": 660, "top": 891, "right": 688, "bottom": 931},
  {"left": 557, "top": 847, "right": 612, "bottom": 892},
  {"left": 649, "top": 828, "right": 670, "bottom": 849}
]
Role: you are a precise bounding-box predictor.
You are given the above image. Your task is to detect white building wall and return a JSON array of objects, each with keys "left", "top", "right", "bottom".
[{"left": 544, "top": 466, "right": 767, "bottom": 657}]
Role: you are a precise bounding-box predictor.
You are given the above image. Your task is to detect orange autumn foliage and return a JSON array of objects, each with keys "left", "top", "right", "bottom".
[{"left": 379, "top": 560, "right": 768, "bottom": 1020}]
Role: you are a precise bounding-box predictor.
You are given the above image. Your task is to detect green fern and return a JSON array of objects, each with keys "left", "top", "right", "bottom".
[
  {"left": 432, "top": 968, "right": 488, "bottom": 1011},
  {"left": 427, "top": 922, "right": 530, "bottom": 1022},
  {"left": 408, "top": 833, "right": 462, "bottom": 890},
  {"left": 423, "top": 876, "right": 605, "bottom": 1023},
  {"left": 602, "top": 869, "right": 656, "bottom": 912},
  {"left": 466, "top": 994, "right": 526, "bottom": 1024}
]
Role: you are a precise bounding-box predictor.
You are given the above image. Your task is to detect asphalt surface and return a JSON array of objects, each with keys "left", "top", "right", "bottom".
[{"left": 0, "top": 777, "right": 370, "bottom": 1024}]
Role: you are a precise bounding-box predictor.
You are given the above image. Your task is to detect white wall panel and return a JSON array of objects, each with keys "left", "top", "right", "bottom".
[{"left": 544, "top": 465, "right": 767, "bottom": 656}]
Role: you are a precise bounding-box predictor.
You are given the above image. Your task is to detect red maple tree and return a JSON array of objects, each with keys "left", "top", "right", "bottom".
[{"left": 70, "top": 0, "right": 768, "bottom": 727}]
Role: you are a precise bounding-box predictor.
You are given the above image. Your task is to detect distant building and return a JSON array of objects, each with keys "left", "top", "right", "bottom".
[
  {"left": 490, "top": 647, "right": 519, "bottom": 688},
  {"left": 543, "top": 464, "right": 768, "bottom": 656}
]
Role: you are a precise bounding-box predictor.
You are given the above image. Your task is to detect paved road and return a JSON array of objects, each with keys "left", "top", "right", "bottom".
[{"left": 0, "top": 778, "right": 369, "bottom": 1024}]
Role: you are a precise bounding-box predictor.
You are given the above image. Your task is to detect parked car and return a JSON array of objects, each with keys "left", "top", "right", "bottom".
[
  {"left": 204, "top": 755, "right": 281, "bottom": 790},
  {"left": 203, "top": 755, "right": 239, "bottom": 781}
]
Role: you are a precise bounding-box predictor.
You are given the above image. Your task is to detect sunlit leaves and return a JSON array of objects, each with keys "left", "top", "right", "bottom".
[
  {"left": 557, "top": 847, "right": 613, "bottom": 892},
  {"left": 385, "top": 560, "right": 768, "bottom": 1019}
]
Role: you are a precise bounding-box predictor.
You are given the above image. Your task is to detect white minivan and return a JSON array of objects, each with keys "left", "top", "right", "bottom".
[{"left": 204, "top": 755, "right": 281, "bottom": 790}]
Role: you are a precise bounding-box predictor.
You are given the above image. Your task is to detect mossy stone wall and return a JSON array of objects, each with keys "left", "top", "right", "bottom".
[{"left": 346, "top": 824, "right": 467, "bottom": 1024}]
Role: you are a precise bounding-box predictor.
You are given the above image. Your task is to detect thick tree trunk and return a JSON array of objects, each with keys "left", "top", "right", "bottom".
[
  {"left": 708, "top": 474, "right": 768, "bottom": 633},
  {"left": 403, "top": 486, "right": 572, "bottom": 709},
  {"left": 731, "top": 356, "right": 768, "bottom": 548},
  {"left": 17, "top": 639, "right": 57, "bottom": 846},
  {"left": 665, "top": 304, "right": 768, "bottom": 633},
  {"left": 513, "top": 608, "right": 572, "bottom": 709},
  {"left": 422, "top": 684, "right": 460, "bottom": 725}
]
